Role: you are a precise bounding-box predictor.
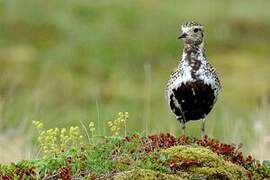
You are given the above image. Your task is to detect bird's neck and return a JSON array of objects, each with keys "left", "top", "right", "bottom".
[
  {"left": 180, "top": 41, "right": 206, "bottom": 65},
  {"left": 183, "top": 41, "right": 205, "bottom": 57}
]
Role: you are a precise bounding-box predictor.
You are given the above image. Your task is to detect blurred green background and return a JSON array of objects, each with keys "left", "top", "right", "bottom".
[{"left": 0, "top": 0, "right": 270, "bottom": 161}]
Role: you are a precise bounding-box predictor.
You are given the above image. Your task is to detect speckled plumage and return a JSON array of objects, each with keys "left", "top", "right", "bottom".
[{"left": 166, "top": 22, "right": 221, "bottom": 135}]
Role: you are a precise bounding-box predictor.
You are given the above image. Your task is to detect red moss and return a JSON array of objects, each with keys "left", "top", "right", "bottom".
[
  {"left": 196, "top": 135, "right": 245, "bottom": 165},
  {"left": 195, "top": 135, "right": 258, "bottom": 169},
  {"left": 246, "top": 170, "right": 253, "bottom": 180},
  {"left": 57, "top": 166, "right": 72, "bottom": 180},
  {"left": 1, "top": 176, "right": 13, "bottom": 180},
  {"left": 140, "top": 133, "right": 194, "bottom": 153}
]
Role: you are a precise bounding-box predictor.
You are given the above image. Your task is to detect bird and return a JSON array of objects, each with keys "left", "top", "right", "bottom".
[{"left": 166, "top": 21, "right": 221, "bottom": 137}]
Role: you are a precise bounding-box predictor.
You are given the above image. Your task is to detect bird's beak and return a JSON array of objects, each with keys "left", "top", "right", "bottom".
[{"left": 178, "top": 33, "right": 187, "bottom": 39}]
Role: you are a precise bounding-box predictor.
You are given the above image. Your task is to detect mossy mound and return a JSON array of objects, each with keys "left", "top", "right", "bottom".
[
  {"left": 113, "top": 145, "right": 245, "bottom": 179},
  {"left": 161, "top": 145, "right": 245, "bottom": 179},
  {"left": 0, "top": 133, "right": 269, "bottom": 179}
]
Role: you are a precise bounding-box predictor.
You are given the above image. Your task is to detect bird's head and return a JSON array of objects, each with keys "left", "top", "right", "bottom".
[{"left": 178, "top": 21, "right": 204, "bottom": 45}]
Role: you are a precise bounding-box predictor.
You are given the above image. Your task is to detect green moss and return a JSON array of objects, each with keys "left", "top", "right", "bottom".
[
  {"left": 161, "top": 145, "right": 245, "bottom": 179},
  {"left": 114, "top": 169, "right": 183, "bottom": 180}
]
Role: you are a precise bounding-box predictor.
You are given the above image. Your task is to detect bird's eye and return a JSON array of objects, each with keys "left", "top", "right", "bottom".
[{"left": 193, "top": 28, "right": 199, "bottom": 33}]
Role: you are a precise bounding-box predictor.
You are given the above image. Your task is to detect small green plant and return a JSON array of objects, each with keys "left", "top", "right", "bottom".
[
  {"left": 88, "top": 121, "right": 95, "bottom": 144},
  {"left": 32, "top": 112, "right": 128, "bottom": 159},
  {"left": 32, "top": 121, "right": 83, "bottom": 159},
  {"left": 108, "top": 112, "right": 128, "bottom": 136}
]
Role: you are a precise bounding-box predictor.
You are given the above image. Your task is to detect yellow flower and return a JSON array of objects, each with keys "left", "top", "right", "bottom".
[
  {"left": 111, "top": 125, "right": 117, "bottom": 132},
  {"left": 118, "top": 112, "right": 123, "bottom": 117},
  {"left": 89, "top": 122, "right": 94, "bottom": 127},
  {"left": 124, "top": 112, "right": 129, "bottom": 118},
  {"left": 108, "top": 121, "right": 113, "bottom": 127}
]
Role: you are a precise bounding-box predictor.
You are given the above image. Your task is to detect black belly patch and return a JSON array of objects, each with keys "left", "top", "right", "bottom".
[{"left": 169, "top": 80, "right": 215, "bottom": 122}]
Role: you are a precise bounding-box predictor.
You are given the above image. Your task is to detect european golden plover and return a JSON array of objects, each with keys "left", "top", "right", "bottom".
[{"left": 166, "top": 21, "right": 221, "bottom": 137}]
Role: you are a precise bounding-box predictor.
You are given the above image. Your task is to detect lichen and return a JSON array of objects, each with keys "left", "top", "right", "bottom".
[{"left": 161, "top": 145, "right": 245, "bottom": 179}]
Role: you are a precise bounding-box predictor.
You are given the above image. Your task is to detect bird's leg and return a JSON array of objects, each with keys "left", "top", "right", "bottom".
[
  {"left": 177, "top": 117, "right": 186, "bottom": 135},
  {"left": 181, "top": 120, "right": 186, "bottom": 135},
  {"left": 200, "top": 118, "right": 205, "bottom": 138}
]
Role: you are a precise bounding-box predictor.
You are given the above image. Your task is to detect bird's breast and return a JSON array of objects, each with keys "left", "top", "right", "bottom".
[{"left": 169, "top": 80, "right": 216, "bottom": 121}]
